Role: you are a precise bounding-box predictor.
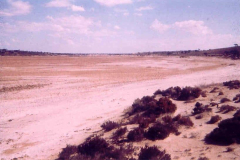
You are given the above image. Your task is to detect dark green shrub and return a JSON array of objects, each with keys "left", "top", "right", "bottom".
[
  {"left": 112, "top": 127, "right": 127, "bottom": 139},
  {"left": 220, "top": 98, "right": 231, "bottom": 103},
  {"left": 195, "top": 114, "right": 203, "bottom": 119},
  {"left": 177, "top": 116, "right": 194, "bottom": 127},
  {"left": 130, "top": 96, "right": 157, "bottom": 115},
  {"left": 233, "top": 94, "right": 240, "bottom": 103},
  {"left": 129, "top": 114, "right": 156, "bottom": 126},
  {"left": 57, "top": 145, "right": 78, "bottom": 160},
  {"left": 158, "top": 86, "right": 182, "bottom": 99},
  {"left": 205, "top": 116, "right": 240, "bottom": 145},
  {"left": 218, "top": 105, "right": 236, "bottom": 114},
  {"left": 208, "top": 115, "right": 222, "bottom": 124},
  {"left": 177, "top": 87, "right": 202, "bottom": 101},
  {"left": 127, "top": 127, "right": 144, "bottom": 142},
  {"left": 162, "top": 115, "right": 173, "bottom": 124},
  {"left": 78, "top": 136, "right": 110, "bottom": 157},
  {"left": 145, "top": 122, "right": 177, "bottom": 141},
  {"left": 210, "top": 87, "right": 219, "bottom": 93},
  {"left": 223, "top": 80, "right": 240, "bottom": 89},
  {"left": 198, "top": 157, "right": 209, "bottom": 160},
  {"left": 153, "top": 89, "right": 162, "bottom": 96},
  {"left": 77, "top": 136, "right": 132, "bottom": 160},
  {"left": 192, "top": 102, "right": 212, "bottom": 115},
  {"left": 138, "top": 146, "right": 171, "bottom": 160},
  {"left": 143, "top": 97, "right": 177, "bottom": 117},
  {"left": 101, "top": 121, "right": 119, "bottom": 131},
  {"left": 234, "top": 109, "right": 240, "bottom": 117},
  {"left": 218, "top": 91, "right": 224, "bottom": 95}
]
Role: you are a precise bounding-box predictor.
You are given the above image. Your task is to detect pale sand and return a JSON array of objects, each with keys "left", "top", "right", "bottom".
[{"left": 0, "top": 56, "right": 240, "bottom": 160}]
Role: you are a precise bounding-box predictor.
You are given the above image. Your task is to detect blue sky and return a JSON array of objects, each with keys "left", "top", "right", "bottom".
[{"left": 0, "top": 0, "right": 239, "bottom": 53}]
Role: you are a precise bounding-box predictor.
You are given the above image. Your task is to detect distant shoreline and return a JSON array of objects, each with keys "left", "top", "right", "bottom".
[{"left": 0, "top": 46, "right": 239, "bottom": 59}]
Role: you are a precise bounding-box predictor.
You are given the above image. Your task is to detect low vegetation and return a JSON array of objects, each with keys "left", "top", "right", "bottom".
[
  {"left": 57, "top": 145, "right": 78, "bottom": 160},
  {"left": 210, "top": 87, "right": 219, "bottom": 93},
  {"left": 128, "top": 96, "right": 177, "bottom": 118},
  {"left": 192, "top": 102, "right": 212, "bottom": 115},
  {"left": 127, "top": 127, "right": 145, "bottom": 142},
  {"left": 145, "top": 114, "right": 193, "bottom": 141},
  {"left": 138, "top": 146, "right": 171, "bottom": 160},
  {"left": 112, "top": 127, "right": 127, "bottom": 139},
  {"left": 58, "top": 81, "right": 240, "bottom": 159},
  {"left": 205, "top": 116, "right": 240, "bottom": 145},
  {"left": 233, "top": 94, "right": 240, "bottom": 103},
  {"left": 154, "top": 86, "right": 202, "bottom": 101},
  {"left": 220, "top": 98, "right": 231, "bottom": 103},
  {"left": 218, "top": 105, "right": 237, "bottom": 114},
  {"left": 223, "top": 80, "right": 240, "bottom": 89},
  {"left": 233, "top": 109, "right": 240, "bottom": 118},
  {"left": 101, "top": 121, "right": 119, "bottom": 131},
  {"left": 145, "top": 122, "right": 178, "bottom": 141},
  {"left": 207, "top": 115, "right": 222, "bottom": 124}
]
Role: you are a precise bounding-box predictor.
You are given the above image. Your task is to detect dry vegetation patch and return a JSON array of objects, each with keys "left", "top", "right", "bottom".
[
  {"left": 57, "top": 80, "right": 240, "bottom": 160},
  {"left": 205, "top": 116, "right": 240, "bottom": 145},
  {"left": 0, "top": 84, "right": 48, "bottom": 93}
]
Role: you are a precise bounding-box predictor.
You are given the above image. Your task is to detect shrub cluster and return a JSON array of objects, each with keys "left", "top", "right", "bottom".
[
  {"left": 127, "top": 127, "right": 144, "bottom": 142},
  {"left": 129, "top": 96, "right": 177, "bottom": 118},
  {"left": 218, "top": 91, "right": 224, "bottom": 96},
  {"left": 177, "top": 87, "right": 202, "bottom": 101},
  {"left": 223, "top": 80, "right": 240, "bottom": 89},
  {"left": 205, "top": 116, "right": 240, "bottom": 145},
  {"left": 101, "top": 121, "right": 119, "bottom": 131},
  {"left": 112, "top": 127, "right": 127, "bottom": 139},
  {"left": 144, "top": 122, "right": 178, "bottom": 141},
  {"left": 154, "top": 86, "right": 181, "bottom": 99},
  {"left": 218, "top": 105, "right": 237, "bottom": 114},
  {"left": 192, "top": 102, "right": 212, "bottom": 115},
  {"left": 57, "top": 145, "right": 78, "bottom": 160},
  {"left": 220, "top": 98, "right": 231, "bottom": 103},
  {"left": 138, "top": 146, "right": 171, "bottom": 160},
  {"left": 129, "top": 114, "right": 156, "bottom": 127},
  {"left": 234, "top": 109, "right": 240, "bottom": 118},
  {"left": 76, "top": 136, "right": 134, "bottom": 160},
  {"left": 210, "top": 87, "right": 219, "bottom": 93},
  {"left": 129, "top": 96, "right": 157, "bottom": 116},
  {"left": 154, "top": 86, "right": 202, "bottom": 101},
  {"left": 207, "top": 115, "right": 222, "bottom": 124},
  {"left": 233, "top": 94, "right": 240, "bottom": 103},
  {"left": 177, "top": 116, "right": 194, "bottom": 127}
]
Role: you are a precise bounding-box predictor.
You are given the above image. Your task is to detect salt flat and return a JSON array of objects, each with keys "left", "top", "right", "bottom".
[{"left": 0, "top": 55, "right": 239, "bottom": 160}]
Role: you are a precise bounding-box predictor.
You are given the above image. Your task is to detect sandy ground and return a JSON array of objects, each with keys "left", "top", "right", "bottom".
[{"left": 0, "top": 55, "right": 240, "bottom": 160}]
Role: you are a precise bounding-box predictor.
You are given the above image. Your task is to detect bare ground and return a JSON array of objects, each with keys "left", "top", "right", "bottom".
[{"left": 0, "top": 55, "right": 239, "bottom": 160}]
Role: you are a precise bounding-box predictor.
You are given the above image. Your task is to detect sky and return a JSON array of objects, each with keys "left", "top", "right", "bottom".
[{"left": 0, "top": 0, "right": 240, "bottom": 53}]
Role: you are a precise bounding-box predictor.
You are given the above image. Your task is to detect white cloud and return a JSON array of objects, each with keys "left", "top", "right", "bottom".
[
  {"left": 94, "top": 0, "right": 132, "bottom": 7},
  {"left": 46, "top": 0, "right": 85, "bottom": 12},
  {"left": 71, "top": 5, "right": 85, "bottom": 12},
  {"left": 66, "top": 39, "right": 75, "bottom": 45},
  {"left": 0, "top": 15, "right": 119, "bottom": 40},
  {"left": 150, "top": 19, "right": 170, "bottom": 33},
  {"left": 151, "top": 19, "right": 212, "bottom": 35},
  {"left": 174, "top": 20, "right": 212, "bottom": 35},
  {"left": 1, "top": 15, "right": 94, "bottom": 35},
  {"left": 114, "top": 25, "right": 120, "bottom": 30},
  {"left": 134, "top": 13, "right": 142, "bottom": 16},
  {"left": 136, "top": 6, "right": 153, "bottom": 11},
  {"left": 114, "top": 8, "right": 129, "bottom": 16},
  {"left": 45, "top": 0, "right": 72, "bottom": 7},
  {"left": 0, "top": 0, "right": 31, "bottom": 16}
]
